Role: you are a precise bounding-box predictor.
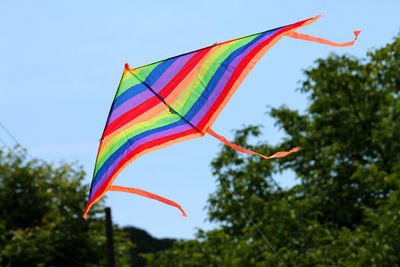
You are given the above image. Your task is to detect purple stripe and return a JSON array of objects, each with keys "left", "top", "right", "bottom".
[
  {"left": 107, "top": 52, "right": 195, "bottom": 125},
  {"left": 89, "top": 123, "right": 194, "bottom": 200},
  {"left": 190, "top": 30, "right": 278, "bottom": 126}
]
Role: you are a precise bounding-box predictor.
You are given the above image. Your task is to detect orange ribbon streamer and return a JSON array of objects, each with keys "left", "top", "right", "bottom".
[
  {"left": 286, "top": 30, "right": 361, "bottom": 47},
  {"left": 108, "top": 185, "right": 187, "bottom": 217},
  {"left": 207, "top": 128, "right": 299, "bottom": 159}
]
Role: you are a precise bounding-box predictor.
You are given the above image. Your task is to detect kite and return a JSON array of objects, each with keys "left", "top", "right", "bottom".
[{"left": 83, "top": 15, "right": 360, "bottom": 218}]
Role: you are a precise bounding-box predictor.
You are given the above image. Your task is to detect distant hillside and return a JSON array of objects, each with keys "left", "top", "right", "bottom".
[{"left": 120, "top": 226, "right": 177, "bottom": 266}]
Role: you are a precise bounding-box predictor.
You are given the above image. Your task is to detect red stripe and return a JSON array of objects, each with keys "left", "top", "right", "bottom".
[
  {"left": 87, "top": 128, "right": 198, "bottom": 206},
  {"left": 196, "top": 21, "right": 307, "bottom": 130},
  {"left": 104, "top": 97, "right": 160, "bottom": 137},
  {"left": 104, "top": 47, "right": 212, "bottom": 138}
]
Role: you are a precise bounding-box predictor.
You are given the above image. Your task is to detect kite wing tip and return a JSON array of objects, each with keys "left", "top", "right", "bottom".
[{"left": 125, "top": 63, "right": 130, "bottom": 70}]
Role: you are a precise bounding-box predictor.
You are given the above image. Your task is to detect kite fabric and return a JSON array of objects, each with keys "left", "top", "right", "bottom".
[{"left": 83, "top": 15, "right": 360, "bottom": 218}]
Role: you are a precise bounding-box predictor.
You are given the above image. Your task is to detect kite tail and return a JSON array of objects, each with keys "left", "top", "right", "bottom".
[
  {"left": 108, "top": 185, "right": 187, "bottom": 217},
  {"left": 207, "top": 128, "right": 299, "bottom": 159},
  {"left": 286, "top": 30, "right": 361, "bottom": 47}
]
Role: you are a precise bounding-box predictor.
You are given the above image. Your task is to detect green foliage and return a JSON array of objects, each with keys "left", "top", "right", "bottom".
[
  {"left": 0, "top": 149, "right": 132, "bottom": 266},
  {"left": 145, "top": 36, "right": 400, "bottom": 266}
]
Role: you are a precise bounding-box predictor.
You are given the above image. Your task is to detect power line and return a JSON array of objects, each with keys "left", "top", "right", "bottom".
[
  {"left": 0, "top": 135, "right": 12, "bottom": 151},
  {"left": 0, "top": 121, "right": 33, "bottom": 158},
  {"left": 0, "top": 121, "right": 22, "bottom": 147}
]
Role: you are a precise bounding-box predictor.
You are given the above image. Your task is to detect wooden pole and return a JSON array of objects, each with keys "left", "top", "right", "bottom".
[{"left": 105, "top": 207, "right": 116, "bottom": 267}]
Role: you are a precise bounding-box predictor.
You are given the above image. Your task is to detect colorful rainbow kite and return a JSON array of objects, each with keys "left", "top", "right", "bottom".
[{"left": 84, "top": 15, "right": 360, "bottom": 218}]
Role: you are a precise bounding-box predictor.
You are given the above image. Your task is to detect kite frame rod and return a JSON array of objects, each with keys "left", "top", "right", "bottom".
[
  {"left": 87, "top": 70, "right": 126, "bottom": 200},
  {"left": 127, "top": 69, "right": 204, "bottom": 135},
  {"left": 127, "top": 21, "right": 303, "bottom": 71}
]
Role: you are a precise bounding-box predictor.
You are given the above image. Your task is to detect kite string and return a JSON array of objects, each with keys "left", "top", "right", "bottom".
[
  {"left": 127, "top": 68, "right": 287, "bottom": 265},
  {"left": 218, "top": 177, "right": 287, "bottom": 267}
]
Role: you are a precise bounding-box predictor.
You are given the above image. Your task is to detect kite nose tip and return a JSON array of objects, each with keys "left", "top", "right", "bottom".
[{"left": 125, "top": 63, "right": 130, "bottom": 70}]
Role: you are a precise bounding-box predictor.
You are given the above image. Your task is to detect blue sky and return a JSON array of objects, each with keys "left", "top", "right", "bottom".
[{"left": 1, "top": 0, "right": 399, "bottom": 239}]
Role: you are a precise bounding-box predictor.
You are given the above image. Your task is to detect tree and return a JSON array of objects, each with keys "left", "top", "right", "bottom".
[
  {"left": 0, "top": 148, "right": 132, "bottom": 266},
  {"left": 145, "top": 35, "right": 400, "bottom": 266},
  {"left": 120, "top": 226, "right": 176, "bottom": 266}
]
